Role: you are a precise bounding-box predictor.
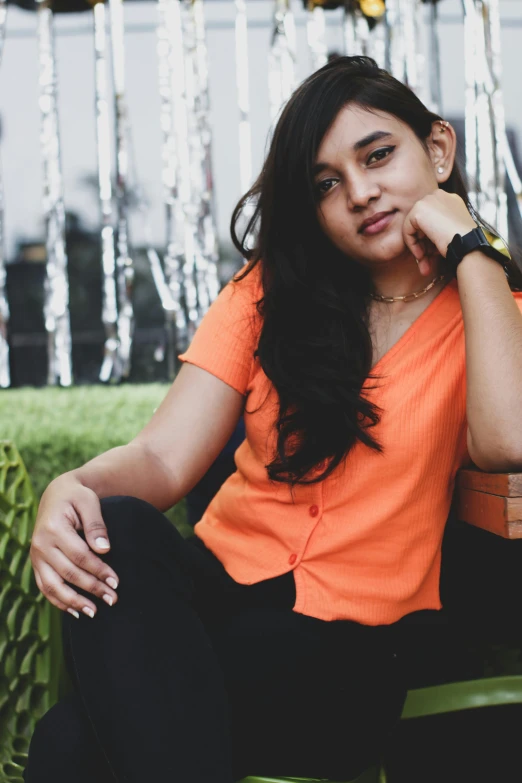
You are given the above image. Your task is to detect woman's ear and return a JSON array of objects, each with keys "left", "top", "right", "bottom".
[{"left": 429, "top": 120, "right": 457, "bottom": 184}]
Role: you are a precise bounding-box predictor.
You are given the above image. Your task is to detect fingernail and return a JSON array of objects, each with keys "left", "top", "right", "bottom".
[
  {"left": 105, "top": 577, "right": 118, "bottom": 590},
  {"left": 82, "top": 606, "right": 95, "bottom": 618},
  {"left": 67, "top": 608, "right": 80, "bottom": 619},
  {"left": 102, "top": 594, "right": 113, "bottom": 607},
  {"left": 95, "top": 537, "right": 110, "bottom": 549}
]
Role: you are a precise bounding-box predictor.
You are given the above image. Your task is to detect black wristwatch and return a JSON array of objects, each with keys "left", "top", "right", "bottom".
[{"left": 446, "top": 226, "right": 511, "bottom": 268}]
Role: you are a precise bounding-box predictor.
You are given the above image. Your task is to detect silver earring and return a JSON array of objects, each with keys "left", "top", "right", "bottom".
[{"left": 437, "top": 166, "right": 444, "bottom": 174}]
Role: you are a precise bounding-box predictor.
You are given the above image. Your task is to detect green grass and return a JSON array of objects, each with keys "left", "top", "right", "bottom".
[{"left": 0, "top": 384, "right": 190, "bottom": 535}]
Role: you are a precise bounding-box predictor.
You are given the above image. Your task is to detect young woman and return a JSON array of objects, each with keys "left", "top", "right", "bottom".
[{"left": 24, "top": 56, "right": 522, "bottom": 783}]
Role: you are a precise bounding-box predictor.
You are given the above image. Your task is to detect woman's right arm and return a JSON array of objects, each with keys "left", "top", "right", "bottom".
[{"left": 30, "top": 363, "right": 246, "bottom": 618}]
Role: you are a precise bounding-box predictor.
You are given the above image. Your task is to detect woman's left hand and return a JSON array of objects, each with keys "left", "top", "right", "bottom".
[{"left": 402, "top": 190, "right": 478, "bottom": 278}]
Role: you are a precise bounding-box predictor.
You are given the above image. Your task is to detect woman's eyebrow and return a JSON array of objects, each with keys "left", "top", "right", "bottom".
[{"left": 312, "top": 130, "right": 394, "bottom": 178}]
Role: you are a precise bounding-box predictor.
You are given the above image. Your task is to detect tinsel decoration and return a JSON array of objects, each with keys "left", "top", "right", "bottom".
[
  {"left": 157, "top": 0, "right": 187, "bottom": 372},
  {"left": 306, "top": 1, "right": 328, "bottom": 72},
  {"left": 36, "top": 0, "right": 73, "bottom": 387},
  {"left": 343, "top": 0, "right": 370, "bottom": 57},
  {"left": 0, "top": 0, "right": 9, "bottom": 388},
  {"left": 92, "top": 0, "right": 120, "bottom": 383},
  {"left": 191, "top": 0, "right": 220, "bottom": 300},
  {"left": 427, "top": 0, "right": 442, "bottom": 114},
  {"left": 384, "top": 0, "right": 426, "bottom": 97},
  {"left": 179, "top": 0, "right": 203, "bottom": 335},
  {"left": 462, "top": 0, "right": 508, "bottom": 239},
  {"left": 234, "top": 0, "right": 256, "bottom": 254},
  {"left": 343, "top": 0, "right": 386, "bottom": 67},
  {"left": 109, "top": 0, "right": 135, "bottom": 379},
  {"left": 156, "top": 0, "right": 200, "bottom": 355},
  {"left": 268, "top": 0, "right": 297, "bottom": 125},
  {"left": 235, "top": 0, "right": 252, "bottom": 194},
  {"left": 180, "top": 0, "right": 219, "bottom": 319}
]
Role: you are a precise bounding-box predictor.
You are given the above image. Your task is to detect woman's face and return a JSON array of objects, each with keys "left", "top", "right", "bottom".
[{"left": 313, "top": 103, "right": 448, "bottom": 269}]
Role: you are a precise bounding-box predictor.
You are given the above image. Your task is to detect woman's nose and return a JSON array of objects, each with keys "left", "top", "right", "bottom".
[{"left": 345, "top": 173, "right": 381, "bottom": 209}]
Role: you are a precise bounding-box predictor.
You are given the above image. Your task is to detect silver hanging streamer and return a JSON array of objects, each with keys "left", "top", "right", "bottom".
[
  {"left": 384, "top": 0, "right": 429, "bottom": 101},
  {"left": 462, "top": 0, "right": 508, "bottom": 239},
  {"left": 427, "top": 0, "right": 443, "bottom": 115},
  {"left": 93, "top": 0, "right": 121, "bottom": 383},
  {"left": 122, "top": 78, "right": 179, "bottom": 370},
  {"left": 157, "top": 0, "right": 187, "bottom": 372},
  {"left": 158, "top": 0, "right": 199, "bottom": 353},
  {"left": 0, "top": 0, "right": 9, "bottom": 388},
  {"left": 36, "top": 0, "right": 72, "bottom": 387},
  {"left": 109, "top": 0, "right": 135, "bottom": 378},
  {"left": 268, "top": 0, "right": 297, "bottom": 126},
  {"left": 343, "top": 1, "right": 370, "bottom": 57},
  {"left": 234, "top": 0, "right": 256, "bottom": 255},
  {"left": 383, "top": 0, "right": 400, "bottom": 76},
  {"left": 178, "top": 1, "right": 202, "bottom": 339},
  {"left": 343, "top": 1, "right": 387, "bottom": 68},
  {"left": 235, "top": 0, "right": 252, "bottom": 194},
  {"left": 134, "top": 174, "right": 178, "bottom": 370},
  {"left": 192, "top": 0, "right": 220, "bottom": 302},
  {"left": 180, "top": 1, "right": 204, "bottom": 330},
  {"left": 181, "top": 0, "right": 218, "bottom": 318},
  {"left": 307, "top": 3, "right": 328, "bottom": 73}
]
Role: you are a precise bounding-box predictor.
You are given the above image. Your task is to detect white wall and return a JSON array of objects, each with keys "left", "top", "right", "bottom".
[{"left": 0, "top": 0, "right": 520, "bottom": 261}]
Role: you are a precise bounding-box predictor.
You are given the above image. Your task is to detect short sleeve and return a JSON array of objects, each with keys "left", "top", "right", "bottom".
[{"left": 177, "top": 265, "right": 262, "bottom": 395}]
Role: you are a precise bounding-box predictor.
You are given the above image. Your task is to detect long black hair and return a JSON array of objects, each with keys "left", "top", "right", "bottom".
[{"left": 229, "top": 55, "right": 522, "bottom": 488}]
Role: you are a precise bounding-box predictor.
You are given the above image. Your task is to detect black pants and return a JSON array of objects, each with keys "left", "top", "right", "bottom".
[{"left": 23, "top": 495, "right": 413, "bottom": 783}]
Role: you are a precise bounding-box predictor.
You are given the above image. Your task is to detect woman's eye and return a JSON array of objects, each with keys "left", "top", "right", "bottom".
[
  {"left": 367, "top": 146, "right": 395, "bottom": 164},
  {"left": 315, "top": 178, "right": 337, "bottom": 197}
]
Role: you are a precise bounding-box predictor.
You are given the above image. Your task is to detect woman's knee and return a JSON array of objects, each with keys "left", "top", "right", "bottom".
[
  {"left": 97, "top": 495, "right": 183, "bottom": 556},
  {"left": 24, "top": 694, "right": 112, "bottom": 782},
  {"left": 92, "top": 496, "right": 194, "bottom": 601}
]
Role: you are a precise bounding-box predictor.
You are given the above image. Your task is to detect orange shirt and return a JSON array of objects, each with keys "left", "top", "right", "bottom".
[{"left": 178, "top": 263, "right": 522, "bottom": 625}]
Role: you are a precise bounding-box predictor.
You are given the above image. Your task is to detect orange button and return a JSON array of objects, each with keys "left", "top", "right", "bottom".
[
  {"left": 309, "top": 505, "right": 319, "bottom": 517},
  {"left": 288, "top": 553, "right": 297, "bottom": 565}
]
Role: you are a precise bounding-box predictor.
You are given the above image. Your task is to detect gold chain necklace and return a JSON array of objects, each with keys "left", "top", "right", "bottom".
[{"left": 369, "top": 274, "right": 446, "bottom": 303}]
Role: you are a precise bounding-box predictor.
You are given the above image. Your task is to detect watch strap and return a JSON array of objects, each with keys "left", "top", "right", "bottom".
[{"left": 446, "top": 227, "right": 488, "bottom": 265}]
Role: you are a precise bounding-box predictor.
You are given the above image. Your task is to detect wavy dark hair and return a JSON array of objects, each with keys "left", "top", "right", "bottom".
[{"left": 229, "top": 55, "right": 522, "bottom": 488}]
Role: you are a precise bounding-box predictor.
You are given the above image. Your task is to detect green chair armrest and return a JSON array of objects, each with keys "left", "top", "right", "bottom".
[{"left": 401, "top": 675, "right": 522, "bottom": 719}]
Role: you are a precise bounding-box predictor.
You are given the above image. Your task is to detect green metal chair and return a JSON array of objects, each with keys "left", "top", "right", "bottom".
[
  {"left": 0, "top": 441, "right": 62, "bottom": 783},
  {"left": 2, "top": 438, "right": 522, "bottom": 783}
]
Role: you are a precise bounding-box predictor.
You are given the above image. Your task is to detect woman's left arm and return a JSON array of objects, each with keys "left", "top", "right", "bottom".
[
  {"left": 455, "top": 252, "right": 522, "bottom": 471},
  {"left": 403, "top": 190, "right": 522, "bottom": 471}
]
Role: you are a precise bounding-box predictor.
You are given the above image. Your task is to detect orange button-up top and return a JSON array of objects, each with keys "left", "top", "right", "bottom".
[{"left": 178, "top": 263, "right": 522, "bottom": 625}]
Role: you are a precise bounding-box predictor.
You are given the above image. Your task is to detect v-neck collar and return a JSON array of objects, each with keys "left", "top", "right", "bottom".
[{"left": 366, "top": 275, "right": 459, "bottom": 377}]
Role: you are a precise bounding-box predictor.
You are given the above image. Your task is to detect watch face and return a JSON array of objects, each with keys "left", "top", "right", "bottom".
[{"left": 481, "top": 227, "right": 512, "bottom": 261}]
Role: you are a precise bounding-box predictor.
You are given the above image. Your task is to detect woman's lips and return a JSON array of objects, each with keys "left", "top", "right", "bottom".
[{"left": 361, "top": 210, "right": 397, "bottom": 236}]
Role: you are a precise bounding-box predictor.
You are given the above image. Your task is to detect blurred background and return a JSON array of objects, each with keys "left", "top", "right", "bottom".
[{"left": 0, "top": 0, "right": 521, "bottom": 386}]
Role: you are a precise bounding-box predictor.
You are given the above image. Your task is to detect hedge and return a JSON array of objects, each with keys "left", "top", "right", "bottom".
[{"left": 0, "top": 384, "right": 190, "bottom": 536}]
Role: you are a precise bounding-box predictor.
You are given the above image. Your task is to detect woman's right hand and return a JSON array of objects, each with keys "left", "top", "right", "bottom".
[{"left": 30, "top": 475, "right": 120, "bottom": 619}]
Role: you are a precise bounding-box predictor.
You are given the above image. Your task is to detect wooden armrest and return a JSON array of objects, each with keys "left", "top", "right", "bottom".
[{"left": 455, "top": 466, "right": 522, "bottom": 539}]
